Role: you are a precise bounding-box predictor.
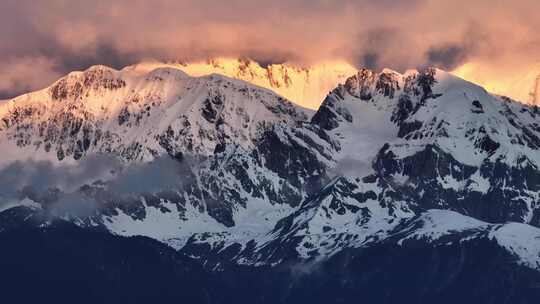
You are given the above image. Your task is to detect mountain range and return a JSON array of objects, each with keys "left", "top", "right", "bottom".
[{"left": 1, "top": 60, "right": 540, "bottom": 303}]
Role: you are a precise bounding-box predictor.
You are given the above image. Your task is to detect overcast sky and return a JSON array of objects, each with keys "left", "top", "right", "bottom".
[{"left": 1, "top": 0, "right": 539, "bottom": 100}]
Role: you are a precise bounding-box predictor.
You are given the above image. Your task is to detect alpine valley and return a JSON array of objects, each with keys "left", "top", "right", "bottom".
[{"left": 2, "top": 60, "right": 540, "bottom": 303}]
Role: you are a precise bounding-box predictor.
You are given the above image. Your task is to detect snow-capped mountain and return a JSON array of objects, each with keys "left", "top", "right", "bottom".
[
  {"left": 0, "top": 64, "right": 309, "bottom": 164},
  {"left": 2, "top": 63, "right": 540, "bottom": 303},
  {"left": 181, "top": 67, "right": 540, "bottom": 268},
  {"left": 0, "top": 64, "right": 333, "bottom": 246},
  {"left": 126, "top": 58, "right": 358, "bottom": 109}
]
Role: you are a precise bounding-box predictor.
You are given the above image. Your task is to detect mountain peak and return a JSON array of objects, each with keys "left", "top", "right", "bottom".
[
  {"left": 0, "top": 62, "right": 309, "bottom": 164},
  {"left": 123, "top": 58, "right": 358, "bottom": 109}
]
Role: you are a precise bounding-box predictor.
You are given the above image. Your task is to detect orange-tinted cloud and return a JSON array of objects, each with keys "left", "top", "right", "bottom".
[
  {"left": 0, "top": 57, "right": 61, "bottom": 99},
  {"left": 1, "top": 0, "right": 539, "bottom": 103}
]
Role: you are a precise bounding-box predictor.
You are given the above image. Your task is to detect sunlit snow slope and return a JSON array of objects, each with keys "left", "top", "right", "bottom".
[{"left": 126, "top": 58, "right": 358, "bottom": 110}]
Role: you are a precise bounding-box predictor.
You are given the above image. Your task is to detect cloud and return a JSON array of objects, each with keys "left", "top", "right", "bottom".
[
  {"left": 426, "top": 44, "right": 470, "bottom": 71},
  {"left": 0, "top": 154, "right": 120, "bottom": 198},
  {"left": 108, "top": 156, "right": 194, "bottom": 195},
  {"left": 331, "top": 156, "right": 373, "bottom": 178},
  {"left": 0, "top": 153, "right": 196, "bottom": 216},
  {"left": 0, "top": 57, "right": 62, "bottom": 99},
  {"left": 0, "top": 0, "right": 539, "bottom": 101}
]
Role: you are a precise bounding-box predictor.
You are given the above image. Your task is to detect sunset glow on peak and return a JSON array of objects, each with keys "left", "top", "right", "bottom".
[
  {"left": 123, "top": 58, "right": 358, "bottom": 109},
  {"left": 452, "top": 62, "right": 540, "bottom": 105}
]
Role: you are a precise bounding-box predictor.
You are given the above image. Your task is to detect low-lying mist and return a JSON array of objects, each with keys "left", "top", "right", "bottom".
[{"left": 0, "top": 153, "right": 197, "bottom": 217}]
